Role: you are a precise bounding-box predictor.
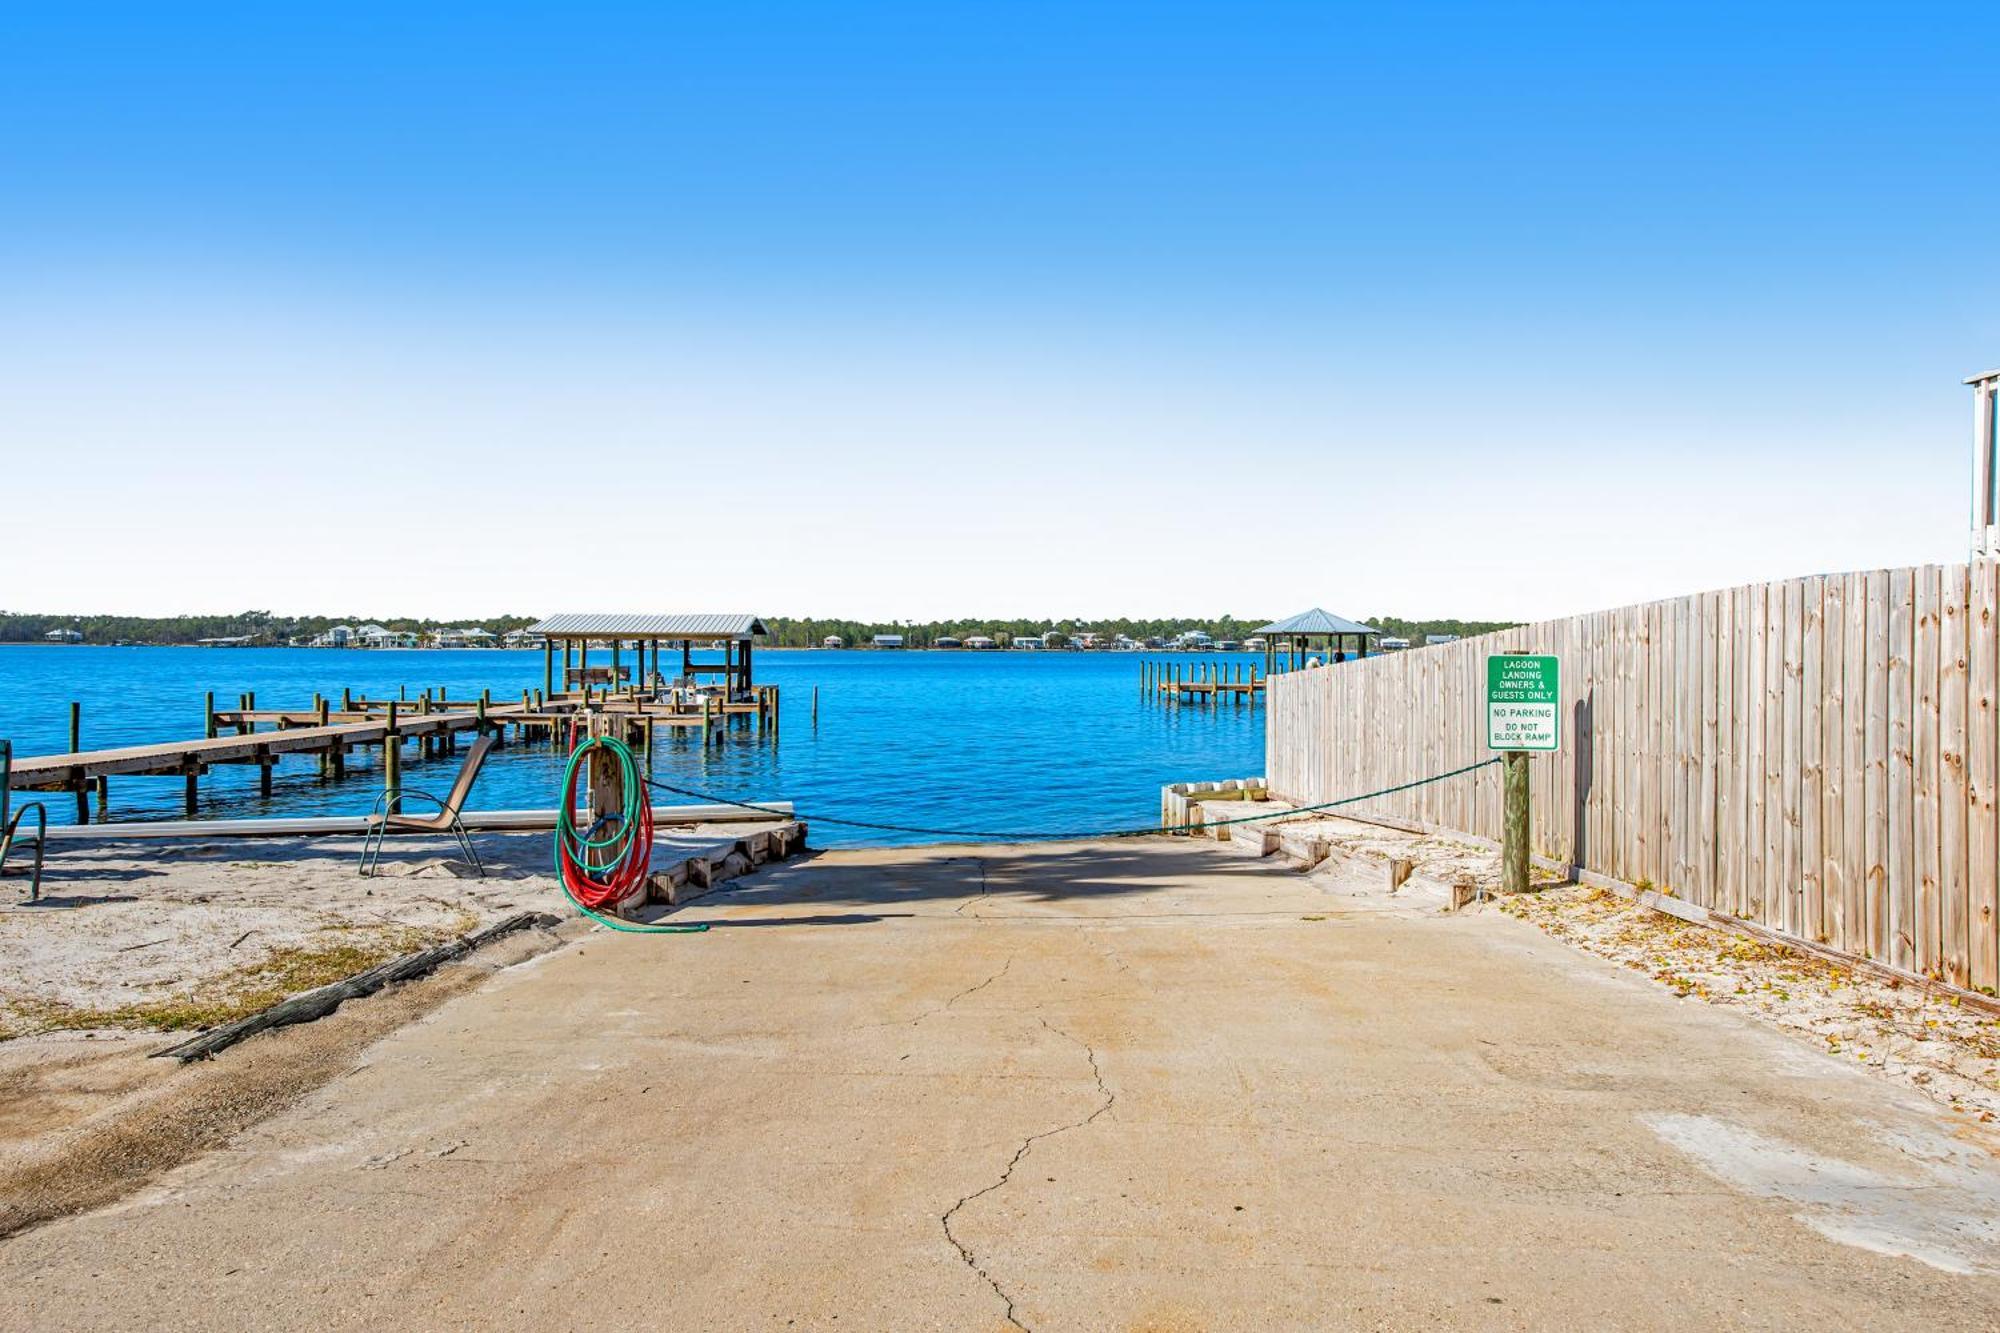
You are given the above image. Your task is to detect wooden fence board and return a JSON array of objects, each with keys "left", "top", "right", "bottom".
[
  {"left": 1699, "top": 591, "right": 1720, "bottom": 904},
  {"left": 1915, "top": 567, "right": 1942, "bottom": 974},
  {"left": 1783, "top": 578, "right": 1805, "bottom": 935},
  {"left": 1822, "top": 575, "right": 1847, "bottom": 944},
  {"left": 1844, "top": 571, "right": 1869, "bottom": 958},
  {"left": 1942, "top": 563, "right": 1970, "bottom": 987},
  {"left": 1764, "top": 580, "right": 1785, "bottom": 926},
  {"left": 1746, "top": 586, "right": 1768, "bottom": 914},
  {"left": 1889, "top": 567, "right": 1915, "bottom": 970},
  {"left": 1802, "top": 576, "right": 1823, "bottom": 941},
  {"left": 1971, "top": 561, "right": 1998, "bottom": 990},
  {"left": 1866, "top": 570, "right": 1889, "bottom": 962}
]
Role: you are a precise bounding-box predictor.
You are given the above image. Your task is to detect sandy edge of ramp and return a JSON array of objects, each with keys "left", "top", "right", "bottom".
[{"left": 0, "top": 920, "right": 573, "bottom": 1239}]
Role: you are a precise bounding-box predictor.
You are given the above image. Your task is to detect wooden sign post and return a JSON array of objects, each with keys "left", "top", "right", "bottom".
[{"left": 1487, "top": 654, "right": 1560, "bottom": 896}]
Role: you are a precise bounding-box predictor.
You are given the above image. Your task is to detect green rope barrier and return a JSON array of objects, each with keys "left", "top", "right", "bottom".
[{"left": 640, "top": 757, "right": 1502, "bottom": 842}]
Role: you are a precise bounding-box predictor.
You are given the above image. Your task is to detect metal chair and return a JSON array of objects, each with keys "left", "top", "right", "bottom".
[
  {"left": 359, "top": 733, "right": 494, "bottom": 878},
  {"left": 0, "top": 740, "right": 47, "bottom": 902}
]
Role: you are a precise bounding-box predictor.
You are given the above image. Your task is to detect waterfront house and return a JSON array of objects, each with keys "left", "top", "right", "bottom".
[
  {"left": 1242, "top": 636, "right": 1268, "bottom": 652},
  {"left": 935, "top": 636, "right": 963, "bottom": 649},
  {"left": 964, "top": 635, "right": 996, "bottom": 650},
  {"left": 311, "top": 624, "right": 356, "bottom": 648},
  {"left": 1012, "top": 635, "right": 1041, "bottom": 650},
  {"left": 1379, "top": 636, "right": 1412, "bottom": 651},
  {"left": 822, "top": 635, "right": 845, "bottom": 649},
  {"left": 43, "top": 627, "right": 83, "bottom": 643},
  {"left": 1423, "top": 633, "right": 1460, "bottom": 646},
  {"left": 502, "top": 628, "right": 546, "bottom": 650},
  {"left": 873, "top": 634, "right": 905, "bottom": 649},
  {"left": 355, "top": 623, "right": 419, "bottom": 649}
]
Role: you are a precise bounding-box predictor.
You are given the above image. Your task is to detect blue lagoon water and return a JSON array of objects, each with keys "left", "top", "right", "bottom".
[{"left": 0, "top": 647, "right": 1269, "bottom": 845}]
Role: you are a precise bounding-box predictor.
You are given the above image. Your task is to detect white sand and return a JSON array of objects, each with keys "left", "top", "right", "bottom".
[{"left": 0, "top": 825, "right": 766, "bottom": 1022}]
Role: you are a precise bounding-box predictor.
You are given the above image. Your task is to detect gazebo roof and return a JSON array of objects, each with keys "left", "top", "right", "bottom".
[
  {"left": 526, "top": 613, "right": 768, "bottom": 641},
  {"left": 1255, "top": 608, "right": 1380, "bottom": 637}
]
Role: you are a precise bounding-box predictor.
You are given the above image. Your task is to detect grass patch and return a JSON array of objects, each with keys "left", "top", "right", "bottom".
[{"left": 1, "top": 926, "right": 457, "bottom": 1039}]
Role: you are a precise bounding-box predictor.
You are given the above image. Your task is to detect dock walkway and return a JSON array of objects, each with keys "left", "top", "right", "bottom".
[
  {"left": 5, "top": 681, "right": 782, "bottom": 822},
  {"left": 6, "top": 708, "right": 532, "bottom": 816}
]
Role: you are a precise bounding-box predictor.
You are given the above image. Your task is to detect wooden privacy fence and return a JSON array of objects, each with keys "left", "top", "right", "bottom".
[{"left": 1266, "top": 561, "right": 2000, "bottom": 992}]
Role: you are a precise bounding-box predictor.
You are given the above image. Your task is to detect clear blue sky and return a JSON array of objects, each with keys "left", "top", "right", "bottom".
[{"left": 3, "top": 3, "right": 1996, "bottom": 622}]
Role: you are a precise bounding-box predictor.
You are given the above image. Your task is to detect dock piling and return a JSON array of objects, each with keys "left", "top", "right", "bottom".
[
  {"left": 69, "top": 702, "right": 86, "bottom": 823},
  {"left": 383, "top": 701, "right": 402, "bottom": 815}
]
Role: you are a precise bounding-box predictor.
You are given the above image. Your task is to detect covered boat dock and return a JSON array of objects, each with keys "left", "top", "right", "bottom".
[
  {"left": 1254, "top": 608, "right": 1382, "bottom": 672},
  {"left": 527, "top": 613, "right": 781, "bottom": 743}
]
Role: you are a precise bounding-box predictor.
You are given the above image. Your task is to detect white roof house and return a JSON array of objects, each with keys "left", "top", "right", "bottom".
[
  {"left": 355, "top": 623, "right": 419, "bottom": 648},
  {"left": 822, "top": 635, "right": 845, "bottom": 648},
  {"left": 44, "top": 627, "right": 83, "bottom": 643}
]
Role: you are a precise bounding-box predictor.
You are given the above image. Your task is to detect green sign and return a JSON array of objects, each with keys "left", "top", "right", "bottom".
[{"left": 1487, "top": 655, "right": 1560, "bottom": 751}]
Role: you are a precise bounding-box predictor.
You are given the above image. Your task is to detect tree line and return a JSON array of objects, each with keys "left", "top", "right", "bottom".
[
  {"left": 758, "top": 615, "right": 1518, "bottom": 648},
  {"left": 2, "top": 610, "right": 1518, "bottom": 647},
  {"left": 0, "top": 611, "right": 542, "bottom": 645}
]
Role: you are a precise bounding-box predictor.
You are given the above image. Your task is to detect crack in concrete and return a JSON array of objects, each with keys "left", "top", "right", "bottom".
[
  {"left": 954, "top": 856, "right": 992, "bottom": 917},
  {"left": 913, "top": 955, "right": 1015, "bottom": 1026},
  {"left": 939, "top": 1018, "right": 1116, "bottom": 1331}
]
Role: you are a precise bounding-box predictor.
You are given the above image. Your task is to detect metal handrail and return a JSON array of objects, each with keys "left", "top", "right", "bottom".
[{"left": 0, "top": 739, "right": 48, "bottom": 901}]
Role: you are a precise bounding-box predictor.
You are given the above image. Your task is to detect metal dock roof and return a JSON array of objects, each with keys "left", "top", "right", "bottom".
[{"left": 526, "top": 613, "right": 769, "bottom": 640}]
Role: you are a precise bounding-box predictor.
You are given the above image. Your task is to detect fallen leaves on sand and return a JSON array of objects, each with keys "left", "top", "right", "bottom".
[{"left": 1501, "top": 885, "right": 2000, "bottom": 1118}]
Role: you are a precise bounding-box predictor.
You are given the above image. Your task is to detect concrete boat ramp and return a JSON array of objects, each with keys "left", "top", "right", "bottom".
[{"left": 5, "top": 838, "right": 2000, "bottom": 1328}]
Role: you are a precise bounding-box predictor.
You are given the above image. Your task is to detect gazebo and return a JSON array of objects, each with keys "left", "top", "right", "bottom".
[
  {"left": 1254, "top": 608, "right": 1381, "bottom": 671},
  {"left": 526, "top": 613, "right": 769, "bottom": 699}
]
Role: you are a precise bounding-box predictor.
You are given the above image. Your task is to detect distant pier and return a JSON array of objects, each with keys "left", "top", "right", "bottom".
[{"left": 1141, "top": 658, "right": 1266, "bottom": 705}]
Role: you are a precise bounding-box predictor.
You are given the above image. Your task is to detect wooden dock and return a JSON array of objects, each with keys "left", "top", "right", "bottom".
[
  {"left": 1140, "top": 659, "right": 1266, "bottom": 705},
  {"left": 5, "top": 680, "right": 784, "bottom": 823}
]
